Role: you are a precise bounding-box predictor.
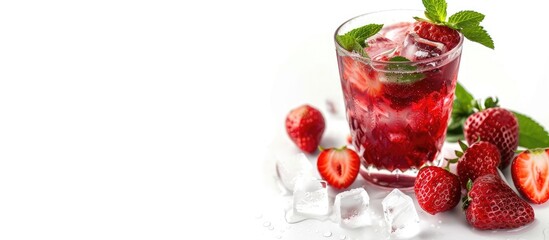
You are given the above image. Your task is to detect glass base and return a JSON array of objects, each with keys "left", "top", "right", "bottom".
[{"left": 359, "top": 158, "right": 443, "bottom": 189}]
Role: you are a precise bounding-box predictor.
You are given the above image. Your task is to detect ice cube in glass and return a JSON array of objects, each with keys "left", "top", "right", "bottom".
[{"left": 400, "top": 32, "right": 446, "bottom": 61}]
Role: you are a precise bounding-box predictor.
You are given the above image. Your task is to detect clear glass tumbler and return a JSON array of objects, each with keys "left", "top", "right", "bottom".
[{"left": 334, "top": 10, "right": 464, "bottom": 188}]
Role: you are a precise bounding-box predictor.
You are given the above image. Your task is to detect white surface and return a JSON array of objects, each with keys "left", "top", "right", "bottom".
[
  {"left": 0, "top": 0, "right": 548, "bottom": 239},
  {"left": 257, "top": 119, "right": 549, "bottom": 240}
]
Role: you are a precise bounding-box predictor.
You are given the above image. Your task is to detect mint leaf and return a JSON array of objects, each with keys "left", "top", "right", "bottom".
[
  {"left": 446, "top": 82, "right": 475, "bottom": 142},
  {"left": 336, "top": 24, "right": 383, "bottom": 57},
  {"left": 336, "top": 35, "right": 354, "bottom": 51},
  {"left": 385, "top": 56, "right": 425, "bottom": 83},
  {"left": 512, "top": 111, "right": 549, "bottom": 148},
  {"left": 347, "top": 24, "right": 383, "bottom": 43},
  {"left": 422, "top": 0, "right": 447, "bottom": 23},
  {"left": 413, "top": 16, "right": 429, "bottom": 22},
  {"left": 352, "top": 40, "right": 367, "bottom": 57},
  {"left": 448, "top": 11, "right": 484, "bottom": 29},
  {"left": 461, "top": 25, "right": 495, "bottom": 49},
  {"left": 388, "top": 56, "right": 411, "bottom": 62}
]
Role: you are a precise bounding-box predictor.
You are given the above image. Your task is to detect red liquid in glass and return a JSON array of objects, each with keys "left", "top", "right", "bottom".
[{"left": 336, "top": 22, "right": 462, "bottom": 179}]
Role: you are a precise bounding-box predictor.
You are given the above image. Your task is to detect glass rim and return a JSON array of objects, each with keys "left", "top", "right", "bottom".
[{"left": 334, "top": 9, "right": 464, "bottom": 66}]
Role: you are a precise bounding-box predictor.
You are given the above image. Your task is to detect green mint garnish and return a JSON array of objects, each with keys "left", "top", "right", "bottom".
[
  {"left": 336, "top": 24, "right": 383, "bottom": 57},
  {"left": 447, "top": 82, "right": 549, "bottom": 148},
  {"left": 385, "top": 56, "right": 425, "bottom": 83},
  {"left": 447, "top": 11, "right": 484, "bottom": 28},
  {"left": 422, "top": 0, "right": 447, "bottom": 23},
  {"left": 417, "top": 0, "right": 495, "bottom": 49},
  {"left": 459, "top": 26, "right": 494, "bottom": 49}
]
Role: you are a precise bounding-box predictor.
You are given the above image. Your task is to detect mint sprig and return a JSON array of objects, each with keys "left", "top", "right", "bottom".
[
  {"left": 336, "top": 24, "right": 383, "bottom": 57},
  {"left": 385, "top": 56, "right": 425, "bottom": 83},
  {"left": 417, "top": 0, "right": 494, "bottom": 49},
  {"left": 447, "top": 82, "right": 549, "bottom": 148}
]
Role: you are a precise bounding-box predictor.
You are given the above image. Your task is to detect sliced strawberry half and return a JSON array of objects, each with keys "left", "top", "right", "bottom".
[
  {"left": 511, "top": 148, "right": 549, "bottom": 204},
  {"left": 341, "top": 56, "right": 382, "bottom": 97},
  {"left": 317, "top": 146, "right": 360, "bottom": 189}
]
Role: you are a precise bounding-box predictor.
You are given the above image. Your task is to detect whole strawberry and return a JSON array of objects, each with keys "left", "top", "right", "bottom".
[
  {"left": 285, "top": 105, "right": 325, "bottom": 153},
  {"left": 464, "top": 174, "right": 534, "bottom": 230},
  {"left": 456, "top": 140, "right": 501, "bottom": 189},
  {"left": 464, "top": 107, "right": 519, "bottom": 169},
  {"left": 414, "top": 166, "right": 461, "bottom": 215}
]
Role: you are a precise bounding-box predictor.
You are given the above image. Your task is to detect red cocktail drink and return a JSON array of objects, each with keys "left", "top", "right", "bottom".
[{"left": 335, "top": 11, "right": 463, "bottom": 188}]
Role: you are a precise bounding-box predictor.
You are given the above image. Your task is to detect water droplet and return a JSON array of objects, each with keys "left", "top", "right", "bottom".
[
  {"left": 314, "top": 229, "right": 319, "bottom": 233},
  {"left": 263, "top": 221, "right": 271, "bottom": 227},
  {"left": 269, "top": 226, "right": 274, "bottom": 230},
  {"left": 275, "top": 235, "right": 282, "bottom": 239},
  {"left": 339, "top": 234, "right": 346, "bottom": 240},
  {"left": 438, "top": 220, "right": 442, "bottom": 224},
  {"left": 323, "top": 231, "right": 332, "bottom": 237},
  {"left": 255, "top": 213, "right": 263, "bottom": 219},
  {"left": 430, "top": 223, "right": 435, "bottom": 228}
]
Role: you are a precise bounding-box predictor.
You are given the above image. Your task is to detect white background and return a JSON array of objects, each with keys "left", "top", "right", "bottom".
[{"left": 0, "top": 0, "right": 548, "bottom": 239}]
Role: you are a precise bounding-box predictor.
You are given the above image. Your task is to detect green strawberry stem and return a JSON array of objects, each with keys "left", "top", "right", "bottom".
[
  {"left": 318, "top": 145, "right": 348, "bottom": 152},
  {"left": 444, "top": 157, "right": 458, "bottom": 171},
  {"left": 462, "top": 179, "right": 474, "bottom": 210}
]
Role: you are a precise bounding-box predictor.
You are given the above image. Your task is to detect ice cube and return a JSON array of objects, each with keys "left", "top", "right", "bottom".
[
  {"left": 276, "top": 153, "right": 314, "bottom": 191},
  {"left": 382, "top": 189, "right": 420, "bottom": 237},
  {"left": 334, "top": 188, "right": 371, "bottom": 228},
  {"left": 293, "top": 177, "right": 330, "bottom": 217},
  {"left": 379, "top": 22, "right": 413, "bottom": 46},
  {"left": 365, "top": 37, "right": 397, "bottom": 59},
  {"left": 400, "top": 32, "right": 446, "bottom": 61}
]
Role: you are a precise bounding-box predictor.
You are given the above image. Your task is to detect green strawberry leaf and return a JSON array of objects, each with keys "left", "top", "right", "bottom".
[
  {"left": 422, "top": 0, "right": 447, "bottom": 23},
  {"left": 448, "top": 10, "right": 484, "bottom": 29},
  {"left": 512, "top": 111, "right": 549, "bottom": 148},
  {"left": 446, "top": 82, "right": 475, "bottom": 141},
  {"left": 461, "top": 25, "right": 495, "bottom": 49},
  {"left": 336, "top": 24, "right": 383, "bottom": 57}
]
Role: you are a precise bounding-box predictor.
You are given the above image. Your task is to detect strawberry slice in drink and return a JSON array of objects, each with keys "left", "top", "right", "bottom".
[{"left": 340, "top": 56, "right": 382, "bottom": 98}]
